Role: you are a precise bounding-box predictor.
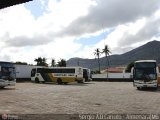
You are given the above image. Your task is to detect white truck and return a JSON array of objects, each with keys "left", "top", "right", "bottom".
[{"left": 14, "top": 64, "right": 42, "bottom": 81}]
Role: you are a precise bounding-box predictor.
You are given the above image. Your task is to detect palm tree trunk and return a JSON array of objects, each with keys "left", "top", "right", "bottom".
[
  {"left": 106, "top": 56, "right": 109, "bottom": 80},
  {"left": 106, "top": 56, "right": 110, "bottom": 68},
  {"left": 98, "top": 57, "right": 101, "bottom": 73}
]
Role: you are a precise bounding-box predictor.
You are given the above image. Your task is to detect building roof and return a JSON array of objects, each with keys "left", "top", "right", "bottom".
[
  {"left": 101, "top": 67, "right": 125, "bottom": 73},
  {"left": 0, "top": 0, "right": 32, "bottom": 9}
]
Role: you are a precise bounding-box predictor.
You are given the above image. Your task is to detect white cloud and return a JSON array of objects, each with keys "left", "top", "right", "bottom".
[
  {"left": 0, "top": 0, "right": 160, "bottom": 65},
  {"left": 57, "top": 0, "right": 160, "bottom": 37},
  {"left": 77, "top": 13, "right": 160, "bottom": 58},
  {"left": 43, "top": 0, "right": 95, "bottom": 33},
  {"left": 0, "top": 0, "right": 94, "bottom": 64},
  {"left": 98, "top": 13, "right": 160, "bottom": 55},
  {"left": 0, "top": 5, "right": 36, "bottom": 38}
]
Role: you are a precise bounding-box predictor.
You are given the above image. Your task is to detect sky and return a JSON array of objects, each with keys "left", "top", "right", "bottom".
[{"left": 0, "top": 0, "right": 160, "bottom": 65}]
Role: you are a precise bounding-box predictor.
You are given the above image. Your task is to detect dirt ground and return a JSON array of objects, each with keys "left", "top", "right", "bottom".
[{"left": 0, "top": 82, "right": 160, "bottom": 120}]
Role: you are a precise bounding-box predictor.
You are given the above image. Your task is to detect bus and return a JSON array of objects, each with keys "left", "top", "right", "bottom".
[
  {"left": 31, "top": 67, "right": 84, "bottom": 84},
  {"left": 132, "top": 60, "right": 159, "bottom": 90},
  {"left": 0, "top": 62, "right": 16, "bottom": 88},
  {"left": 83, "top": 68, "right": 92, "bottom": 82}
]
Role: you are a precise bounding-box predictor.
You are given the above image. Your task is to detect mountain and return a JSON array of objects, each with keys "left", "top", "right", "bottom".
[{"left": 67, "top": 40, "right": 160, "bottom": 70}]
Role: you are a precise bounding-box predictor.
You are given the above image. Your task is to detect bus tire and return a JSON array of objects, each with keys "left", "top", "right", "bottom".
[
  {"left": 137, "top": 87, "right": 140, "bottom": 90},
  {"left": 63, "top": 82, "right": 68, "bottom": 85},
  {"left": 41, "top": 81, "right": 45, "bottom": 84},
  {"left": 77, "top": 80, "right": 83, "bottom": 83},
  {"left": 83, "top": 78, "right": 85, "bottom": 83},
  {"left": 57, "top": 78, "right": 62, "bottom": 85},
  {"left": 35, "top": 78, "right": 39, "bottom": 83},
  {"left": 154, "top": 87, "right": 158, "bottom": 90},
  {"left": 0, "top": 86, "right": 5, "bottom": 89}
]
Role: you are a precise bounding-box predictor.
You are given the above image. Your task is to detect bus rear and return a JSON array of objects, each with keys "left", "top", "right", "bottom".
[
  {"left": 83, "top": 68, "right": 92, "bottom": 82},
  {"left": 0, "top": 62, "right": 16, "bottom": 88},
  {"left": 133, "top": 60, "right": 158, "bottom": 90}
]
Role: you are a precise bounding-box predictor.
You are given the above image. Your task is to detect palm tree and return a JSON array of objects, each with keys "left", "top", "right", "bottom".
[
  {"left": 34, "top": 57, "right": 42, "bottom": 66},
  {"left": 57, "top": 59, "right": 66, "bottom": 67},
  {"left": 102, "top": 45, "right": 111, "bottom": 79},
  {"left": 42, "top": 58, "right": 47, "bottom": 65},
  {"left": 94, "top": 48, "right": 101, "bottom": 73},
  {"left": 34, "top": 57, "right": 48, "bottom": 66},
  {"left": 51, "top": 59, "right": 56, "bottom": 67},
  {"left": 102, "top": 45, "right": 111, "bottom": 69}
]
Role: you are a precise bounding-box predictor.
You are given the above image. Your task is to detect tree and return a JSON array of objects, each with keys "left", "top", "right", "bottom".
[
  {"left": 15, "top": 61, "right": 28, "bottom": 65},
  {"left": 102, "top": 44, "right": 111, "bottom": 69},
  {"left": 102, "top": 44, "right": 111, "bottom": 79},
  {"left": 34, "top": 57, "right": 42, "bottom": 66},
  {"left": 57, "top": 59, "right": 66, "bottom": 67},
  {"left": 34, "top": 57, "right": 48, "bottom": 66},
  {"left": 125, "top": 61, "right": 135, "bottom": 73},
  {"left": 94, "top": 48, "right": 101, "bottom": 73},
  {"left": 51, "top": 59, "right": 56, "bottom": 67}
]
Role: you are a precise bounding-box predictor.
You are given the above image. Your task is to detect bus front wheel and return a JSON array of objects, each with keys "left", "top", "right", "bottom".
[
  {"left": 153, "top": 85, "right": 158, "bottom": 90},
  {"left": 35, "top": 78, "right": 39, "bottom": 83},
  {"left": 57, "top": 78, "right": 62, "bottom": 85},
  {"left": 63, "top": 82, "right": 68, "bottom": 85},
  {"left": 77, "top": 80, "right": 83, "bottom": 83},
  {"left": 137, "top": 87, "right": 140, "bottom": 90}
]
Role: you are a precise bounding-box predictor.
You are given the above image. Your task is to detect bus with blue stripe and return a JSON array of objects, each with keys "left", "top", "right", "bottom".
[
  {"left": 0, "top": 62, "right": 16, "bottom": 88},
  {"left": 31, "top": 67, "right": 84, "bottom": 84}
]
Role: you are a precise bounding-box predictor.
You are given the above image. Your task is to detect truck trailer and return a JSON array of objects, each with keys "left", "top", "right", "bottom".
[{"left": 14, "top": 64, "right": 42, "bottom": 81}]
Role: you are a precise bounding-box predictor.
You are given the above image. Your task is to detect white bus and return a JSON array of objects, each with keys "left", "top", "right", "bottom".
[
  {"left": 132, "top": 60, "right": 159, "bottom": 90},
  {"left": 31, "top": 67, "right": 84, "bottom": 84},
  {"left": 0, "top": 62, "right": 16, "bottom": 88}
]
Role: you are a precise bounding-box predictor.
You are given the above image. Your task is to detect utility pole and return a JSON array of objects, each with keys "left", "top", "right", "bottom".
[{"left": 77, "top": 59, "right": 79, "bottom": 66}]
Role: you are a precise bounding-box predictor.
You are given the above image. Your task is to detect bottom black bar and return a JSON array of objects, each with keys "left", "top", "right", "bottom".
[{"left": 0, "top": 114, "right": 159, "bottom": 120}]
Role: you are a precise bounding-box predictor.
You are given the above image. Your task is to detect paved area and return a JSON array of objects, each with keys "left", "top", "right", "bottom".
[{"left": 0, "top": 82, "right": 160, "bottom": 119}]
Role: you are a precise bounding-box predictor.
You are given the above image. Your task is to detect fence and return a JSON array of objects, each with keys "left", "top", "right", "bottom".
[{"left": 92, "top": 73, "right": 132, "bottom": 82}]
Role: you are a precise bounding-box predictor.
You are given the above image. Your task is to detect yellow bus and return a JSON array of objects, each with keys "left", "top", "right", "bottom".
[{"left": 31, "top": 67, "right": 84, "bottom": 84}]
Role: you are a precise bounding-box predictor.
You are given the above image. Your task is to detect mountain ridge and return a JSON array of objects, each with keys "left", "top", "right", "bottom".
[{"left": 67, "top": 40, "right": 160, "bottom": 69}]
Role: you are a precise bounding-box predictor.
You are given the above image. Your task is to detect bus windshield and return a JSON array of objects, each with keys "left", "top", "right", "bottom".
[
  {"left": 134, "top": 62, "right": 156, "bottom": 80},
  {"left": 0, "top": 67, "right": 16, "bottom": 80}
]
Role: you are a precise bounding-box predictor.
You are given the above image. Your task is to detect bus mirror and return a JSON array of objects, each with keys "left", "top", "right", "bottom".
[{"left": 133, "top": 69, "right": 135, "bottom": 78}]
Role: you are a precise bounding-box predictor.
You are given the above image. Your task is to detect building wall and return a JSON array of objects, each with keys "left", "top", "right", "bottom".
[{"left": 92, "top": 73, "right": 131, "bottom": 79}]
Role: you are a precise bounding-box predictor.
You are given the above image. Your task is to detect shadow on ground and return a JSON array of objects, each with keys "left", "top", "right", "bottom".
[
  {"left": 33, "top": 82, "right": 95, "bottom": 86},
  {"left": 136, "top": 87, "right": 160, "bottom": 92},
  {"left": 0, "top": 87, "right": 16, "bottom": 91}
]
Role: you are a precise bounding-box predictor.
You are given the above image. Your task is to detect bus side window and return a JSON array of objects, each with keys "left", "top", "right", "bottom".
[{"left": 31, "top": 69, "right": 36, "bottom": 77}]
